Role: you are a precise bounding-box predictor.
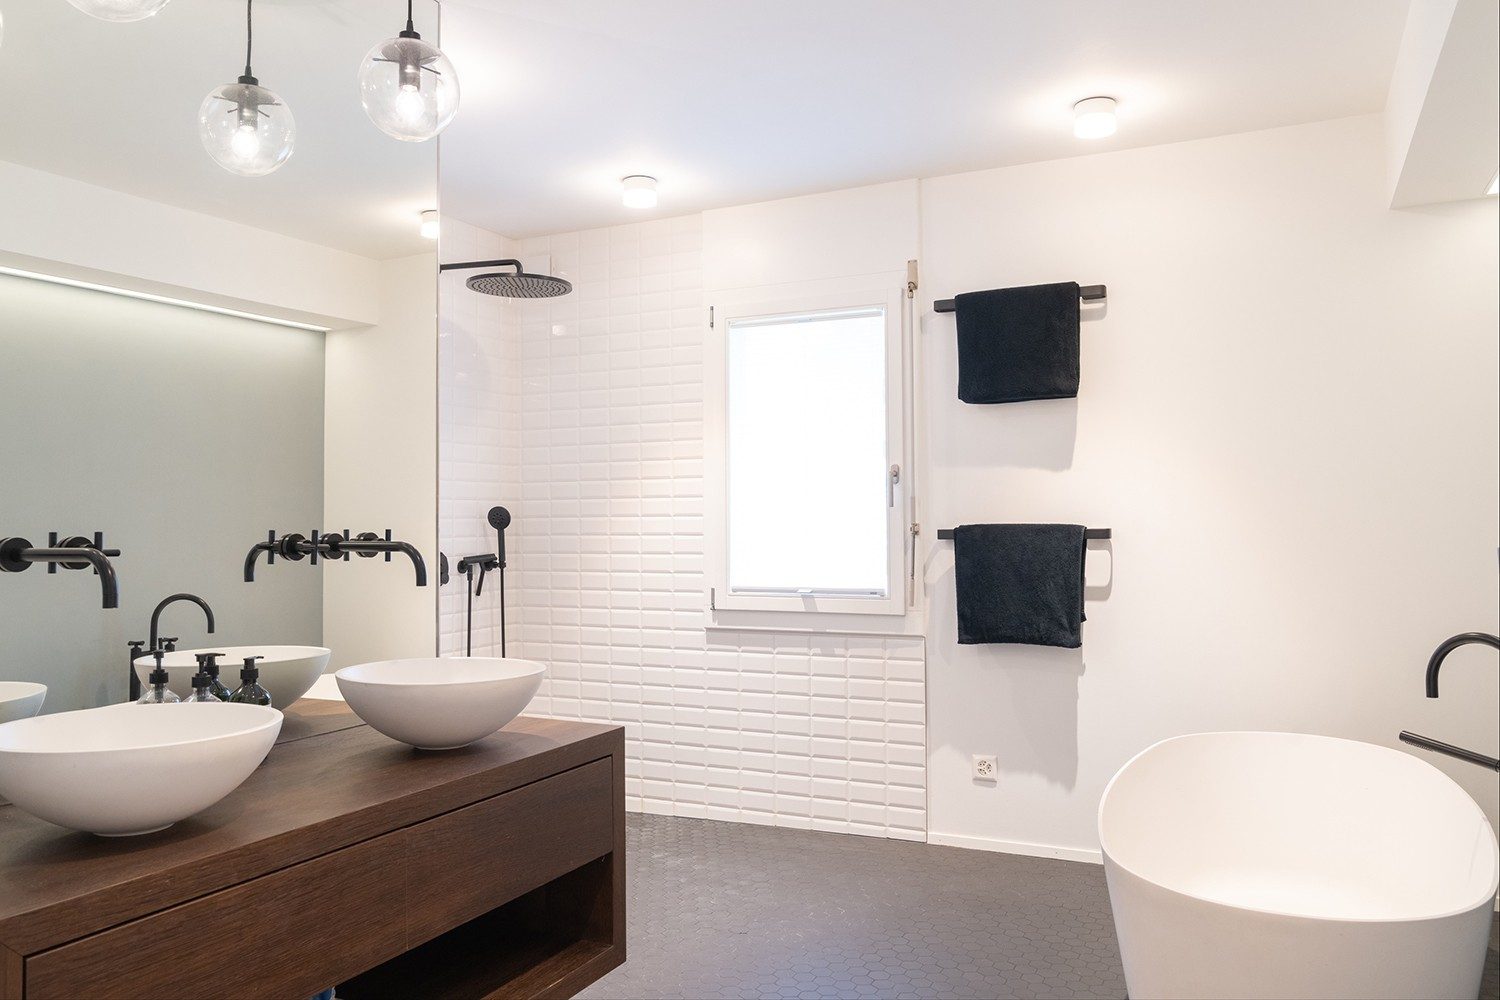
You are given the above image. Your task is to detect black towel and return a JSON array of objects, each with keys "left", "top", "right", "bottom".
[
  {"left": 955, "top": 281, "right": 1080, "bottom": 403},
  {"left": 954, "top": 523, "right": 1087, "bottom": 647}
]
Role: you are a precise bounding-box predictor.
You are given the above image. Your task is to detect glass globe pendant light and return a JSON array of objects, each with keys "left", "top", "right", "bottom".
[
  {"left": 65, "top": 0, "right": 170, "bottom": 23},
  {"left": 198, "top": 0, "right": 294, "bottom": 177},
  {"left": 358, "top": 0, "right": 459, "bottom": 142}
]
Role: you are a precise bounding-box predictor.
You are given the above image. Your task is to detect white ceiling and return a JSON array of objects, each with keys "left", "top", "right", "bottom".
[
  {"left": 0, "top": 0, "right": 439, "bottom": 260},
  {"left": 440, "top": 0, "right": 1409, "bottom": 238},
  {"left": 0, "top": 0, "right": 1411, "bottom": 256}
]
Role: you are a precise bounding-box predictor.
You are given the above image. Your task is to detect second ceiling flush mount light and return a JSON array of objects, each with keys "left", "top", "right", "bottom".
[
  {"left": 198, "top": 0, "right": 294, "bottom": 177},
  {"left": 358, "top": 0, "right": 459, "bottom": 143}
]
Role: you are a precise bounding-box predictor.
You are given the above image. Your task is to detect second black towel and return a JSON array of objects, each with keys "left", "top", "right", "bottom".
[
  {"left": 955, "top": 281, "right": 1080, "bottom": 403},
  {"left": 954, "top": 523, "right": 1087, "bottom": 647}
]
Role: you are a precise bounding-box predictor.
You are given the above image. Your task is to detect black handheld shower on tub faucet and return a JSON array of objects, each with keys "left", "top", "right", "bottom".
[{"left": 455, "top": 506, "right": 512, "bottom": 657}]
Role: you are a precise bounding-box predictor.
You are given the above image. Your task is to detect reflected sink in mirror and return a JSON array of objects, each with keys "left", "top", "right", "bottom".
[
  {"left": 0, "top": 682, "right": 46, "bottom": 725},
  {"left": 0, "top": 702, "right": 281, "bottom": 836},
  {"left": 135, "top": 646, "right": 330, "bottom": 709},
  {"left": 336, "top": 657, "right": 544, "bottom": 750}
]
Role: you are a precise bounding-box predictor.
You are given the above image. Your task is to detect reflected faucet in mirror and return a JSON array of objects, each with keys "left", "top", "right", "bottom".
[
  {"left": 244, "top": 528, "right": 428, "bottom": 586},
  {"left": 125, "top": 593, "right": 217, "bottom": 701},
  {"left": 1399, "top": 631, "right": 1500, "bottom": 772},
  {"left": 0, "top": 531, "right": 121, "bottom": 609}
]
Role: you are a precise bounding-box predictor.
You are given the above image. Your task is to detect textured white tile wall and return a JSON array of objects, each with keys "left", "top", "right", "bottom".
[
  {"left": 489, "top": 215, "right": 927, "bottom": 841},
  {"left": 437, "top": 218, "right": 522, "bottom": 658}
]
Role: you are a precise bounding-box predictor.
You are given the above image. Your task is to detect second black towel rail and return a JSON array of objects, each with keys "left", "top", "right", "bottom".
[
  {"left": 936, "top": 527, "right": 1111, "bottom": 540},
  {"left": 933, "top": 284, "right": 1106, "bottom": 313}
]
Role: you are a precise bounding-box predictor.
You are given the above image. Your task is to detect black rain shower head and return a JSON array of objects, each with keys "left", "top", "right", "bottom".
[{"left": 439, "top": 258, "right": 572, "bottom": 299}]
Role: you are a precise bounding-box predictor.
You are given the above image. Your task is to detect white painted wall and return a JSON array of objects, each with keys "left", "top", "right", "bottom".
[
  {"left": 920, "top": 114, "right": 1499, "bottom": 859},
  {"left": 323, "top": 253, "right": 439, "bottom": 668},
  {"left": 0, "top": 159, "right": 380, "bottom": 329}
]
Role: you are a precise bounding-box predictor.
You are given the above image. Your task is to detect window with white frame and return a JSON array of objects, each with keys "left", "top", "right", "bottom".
[{"left": 707, "top": 281, "right": 907, "bottom": 616}]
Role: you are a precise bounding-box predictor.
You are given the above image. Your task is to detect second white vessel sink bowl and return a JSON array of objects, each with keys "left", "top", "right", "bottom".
[
  {"left": 0, "top": 682, "right": 46, "bottom": 725},
  {"left": 336, "top": 657, "right": 544, "bottom": 750},
  {"left": 0, "top": 702, "right": 282, "bottom": 836},
  {"left": 136, "top": 645, "right": 330, "bottom": 708}
]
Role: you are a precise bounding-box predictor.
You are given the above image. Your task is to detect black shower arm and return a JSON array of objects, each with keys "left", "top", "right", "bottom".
[{"left": 439, "top": 259, "right": 523, "bottom": 274}]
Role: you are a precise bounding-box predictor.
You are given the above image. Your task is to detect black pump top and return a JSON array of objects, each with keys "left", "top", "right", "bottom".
[
  {"left": 191, "top": 671, "right": 211, "bottom": 691},
  {"left": 195, "top": 652, "right": 226, "bottom": 677},
  {"left": 241, "top": 655, "right": 264, "bottom": 683},
  {"left": 149, "top": 648, "right": 170, "bottom": 686}
]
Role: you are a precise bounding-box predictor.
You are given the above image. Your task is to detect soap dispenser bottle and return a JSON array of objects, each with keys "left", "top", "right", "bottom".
[
  {"left": 198, "top": 652, "right": 235, "bottom": 702},
  {"left": 136, "top": 650, "right": 181, "bottom": 704},
  {"left": 183, "top": 654, "right": 224, "bottom": 703},
  {"left": 229, "top": 655, "right": 272, "bottom": 707}
]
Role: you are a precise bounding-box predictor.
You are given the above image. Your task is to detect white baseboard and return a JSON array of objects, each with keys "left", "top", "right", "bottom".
[{"left": 927, "top": 830, "right": 1103, "bottom": 865}]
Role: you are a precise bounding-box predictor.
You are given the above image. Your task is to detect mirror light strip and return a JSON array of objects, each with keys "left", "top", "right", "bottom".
[{"left": 0, "top": 265, "right": 333, "bottom": 333}]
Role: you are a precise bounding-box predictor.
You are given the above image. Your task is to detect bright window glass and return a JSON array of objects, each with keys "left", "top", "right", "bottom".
[{"left": 726, "top": 306, "right": 889, "bottom": 596}]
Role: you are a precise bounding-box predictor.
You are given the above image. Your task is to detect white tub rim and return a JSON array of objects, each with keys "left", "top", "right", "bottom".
[{"left": 1097, "top": 730, "right": 1500, "bottom": 925}]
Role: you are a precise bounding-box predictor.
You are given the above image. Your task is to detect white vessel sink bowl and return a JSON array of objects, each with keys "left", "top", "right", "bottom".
[
  {"left": 0, "top": 682, "right": 46, "bottom": 725},
  {"left": 336, "top": 657, "right": 544, "bottom": 750},
  {"left": 0, "top": 702, "right": 281, "bottom": 836},
  {"left": 136, "top": 645, "right": 330, "bottom": 708}
]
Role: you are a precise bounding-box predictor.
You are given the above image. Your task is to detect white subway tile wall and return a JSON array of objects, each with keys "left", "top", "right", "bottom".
[
  {"left": 438, "top": 218, "right": 523, "bottom": 657},
  {"left": 439, "top": 213, "right": 926, "bottom": 840}
]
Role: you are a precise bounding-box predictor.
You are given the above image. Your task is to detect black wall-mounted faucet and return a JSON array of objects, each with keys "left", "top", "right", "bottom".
[
  {"left": 244, "top": 528, "right": 428, "bottom": 586},
  {"left": 1399, "top": 631, "right": 1500, "bottom": 772},
  {"left": 0, "top": 532, "right": 121, "bottom": 608}
]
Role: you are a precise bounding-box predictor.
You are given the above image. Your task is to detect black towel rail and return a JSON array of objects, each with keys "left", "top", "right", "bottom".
[
  {"left": 936, "top": 527, "right": 1111, "bottom": 540},
  {"left": 934, "top": 284, "right": 1106, "bottom": 313}
]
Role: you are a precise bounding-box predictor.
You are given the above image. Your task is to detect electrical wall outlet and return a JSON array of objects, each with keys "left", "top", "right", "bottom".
[{"left": 972, "top": 754, "right": 997, "bottom": 781}]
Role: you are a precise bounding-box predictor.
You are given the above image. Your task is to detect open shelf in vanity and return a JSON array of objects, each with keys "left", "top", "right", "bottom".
[{"left": 0, "top": 704, "right": 626, "bottom": 1000}]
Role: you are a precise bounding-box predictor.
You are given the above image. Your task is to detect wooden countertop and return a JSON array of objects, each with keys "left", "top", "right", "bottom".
[{"left": 0, "top": 703, "right": 620, "bottom": 957}]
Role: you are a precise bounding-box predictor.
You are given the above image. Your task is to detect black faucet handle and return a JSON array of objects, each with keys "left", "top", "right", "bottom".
[{"left": 162, "top": 636, "right": 179, "bottom": 651}]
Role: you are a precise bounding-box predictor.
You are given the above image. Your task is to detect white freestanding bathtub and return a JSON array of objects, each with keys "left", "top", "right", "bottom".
[{"left": 1099, "top": 732, "right": 1498, "bottom": 999}]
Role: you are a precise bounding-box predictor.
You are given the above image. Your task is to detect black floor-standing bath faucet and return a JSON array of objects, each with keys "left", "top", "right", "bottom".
[{"left": 1399, "top": 632, "right": 1500, "bottom": 771}]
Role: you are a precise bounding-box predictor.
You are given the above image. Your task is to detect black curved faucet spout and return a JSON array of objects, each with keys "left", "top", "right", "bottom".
[
  {"left": 149, "top": 593, "right": 216, "bottom": 651},
  {"left": 1425, "top": 632, "right": 1500, "bottom": 697}
]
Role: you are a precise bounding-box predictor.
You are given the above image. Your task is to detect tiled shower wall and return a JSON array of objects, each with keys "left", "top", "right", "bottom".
[
  {"left": 440, "top": 213, "right": 926, "bottom": 840},
  {"left": 437, "top": 218, "right": 522, "bottom": 657}
]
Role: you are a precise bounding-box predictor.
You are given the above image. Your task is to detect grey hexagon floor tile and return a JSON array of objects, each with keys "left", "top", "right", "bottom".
[{"left": 580, "top": 813, "right": 1500, "bottom": 1000}]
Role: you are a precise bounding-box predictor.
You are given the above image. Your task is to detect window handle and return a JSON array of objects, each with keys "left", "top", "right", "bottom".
[{"left": 888, "top": 464, "right": 901, "bottom": 508}]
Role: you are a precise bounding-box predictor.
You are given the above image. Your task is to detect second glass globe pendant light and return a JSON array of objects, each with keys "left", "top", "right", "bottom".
[
  {"left": 358, "top": 0, "right": 459, "bottom": 142},
  {"left": 198, "top": 0, "right": 294, "bottom": 176}
]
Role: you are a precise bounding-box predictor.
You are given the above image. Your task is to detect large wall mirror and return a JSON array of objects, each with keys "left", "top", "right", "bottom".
[{"left": 0, "top": 0, "right": 441, "bottom": 713}]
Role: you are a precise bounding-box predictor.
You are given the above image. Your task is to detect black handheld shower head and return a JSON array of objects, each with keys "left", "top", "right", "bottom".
[{"left": 488, "top": 506, "right": 511, "bottom": 568}]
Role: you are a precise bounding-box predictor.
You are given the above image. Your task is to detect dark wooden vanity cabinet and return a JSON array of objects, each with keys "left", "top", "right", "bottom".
[{"left": 0, "top": 705, "right": 626, "bottom": 999}]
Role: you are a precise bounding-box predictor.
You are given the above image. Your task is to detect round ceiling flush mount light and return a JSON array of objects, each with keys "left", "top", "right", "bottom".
[
  {"left": 359, "top": 0, "right": 459, "bottom": 142},
  {"left": 199, "top": 0, "right": 294, "bottom": 176},
  {"left": 65, "top": 0, "right": 171, "bottom": 22},
  {"left": 419, "top": 209, "right": 440, "bottom": 240},
  {"left": 621, "top": 175, "right": 658, "bottom": 209},
  {"left": 1072, "top": 96, "right": 1117, "bottom": 139}
]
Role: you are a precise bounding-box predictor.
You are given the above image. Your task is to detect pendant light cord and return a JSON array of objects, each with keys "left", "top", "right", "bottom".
[
  {"left": 405, "top": 0, "right": 415, "bottom": 34},
  {"left": 243, "top": 0, "right": 254, "bottom": 80}
]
